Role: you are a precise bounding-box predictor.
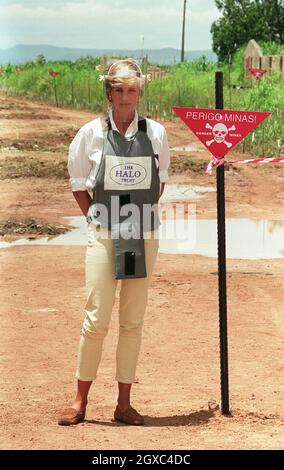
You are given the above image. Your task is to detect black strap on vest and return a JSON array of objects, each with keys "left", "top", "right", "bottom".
[{"left": 138, "top": 118, "right": 147, "bottom": 133}]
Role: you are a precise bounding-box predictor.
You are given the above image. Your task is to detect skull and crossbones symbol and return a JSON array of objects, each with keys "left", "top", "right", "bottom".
[{"left": 205, "top": 123, "right": 236, "bottom": 148}]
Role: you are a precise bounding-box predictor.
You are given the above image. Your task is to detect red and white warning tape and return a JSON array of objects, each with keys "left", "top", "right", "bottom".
[
  {"left": 206, "top": 156, "right": 284, "bottom": 174},
  {"left": 227, "top": 156, "right": 284, "bottom": 165}
]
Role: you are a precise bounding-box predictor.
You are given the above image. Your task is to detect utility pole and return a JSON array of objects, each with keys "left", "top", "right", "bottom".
[
  {"left": 181, "top": 0, "right": 187, "bottom": 62},
  {"left": 140, "top": 34, "right": 144, "bottom": 60}
]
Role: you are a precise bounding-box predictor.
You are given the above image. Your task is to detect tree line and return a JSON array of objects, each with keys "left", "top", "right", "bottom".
[{"left": 211, "top": 0, "right": 284, "bottom": 62}]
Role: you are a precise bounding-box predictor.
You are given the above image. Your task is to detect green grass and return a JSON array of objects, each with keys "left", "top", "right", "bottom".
[
  {"left": 1, "top": 47, "right": 283, "bottom": 156},
  {"left": 1, "top": 60, "right": 104, "bottom": 110}
]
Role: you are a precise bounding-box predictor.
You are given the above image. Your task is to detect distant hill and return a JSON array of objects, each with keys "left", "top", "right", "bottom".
[{"left": 0, "top": 44, "right": 216, "bottom": 65}]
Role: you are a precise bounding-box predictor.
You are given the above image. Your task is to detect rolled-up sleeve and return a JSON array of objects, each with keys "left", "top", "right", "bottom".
[
  {"left": 67, "top": 130, "right": 92, "bottom": 191},
  {"left": 158, "top": 127, "right": 170, "bottom": 183}
]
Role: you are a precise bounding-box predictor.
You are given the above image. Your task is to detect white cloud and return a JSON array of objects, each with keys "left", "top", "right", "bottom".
[{"left": 0, "top": 0, "right": 221, "bottom": 50}]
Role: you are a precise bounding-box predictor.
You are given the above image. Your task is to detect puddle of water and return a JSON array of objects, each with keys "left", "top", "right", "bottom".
[
  {"left": 159, "top": 219, "right": 284, "bottom": 259},
  {"left": 171, "top": 144, "right": 202, "bottom": 152},
  {"left": 160, "top": 184, "right": 215, "bottom": 201},
  {"left": 1, "top": 216, "right": 284, "bottom": 259}
]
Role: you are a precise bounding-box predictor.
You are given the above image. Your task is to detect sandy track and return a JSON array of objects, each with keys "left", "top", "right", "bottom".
[{"left": 0, "top": 94, "right": 283, "bottom": 449}]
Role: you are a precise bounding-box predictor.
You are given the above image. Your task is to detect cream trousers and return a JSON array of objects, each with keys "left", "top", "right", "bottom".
[{"left": 76, "top": 225, "right": 159, "bottom": 383}]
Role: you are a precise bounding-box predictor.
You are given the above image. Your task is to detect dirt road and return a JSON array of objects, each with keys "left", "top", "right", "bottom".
[{"left": 0, "top": 94, "right": 283, "bottom": 450}]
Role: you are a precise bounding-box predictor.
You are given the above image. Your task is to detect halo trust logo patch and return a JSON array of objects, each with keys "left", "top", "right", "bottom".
[
  {"left": 110, "top": 163, "right": 147, "bottom": 186},
  {"left": 104, "top": 156, "right": 152, "bottom": 190}
]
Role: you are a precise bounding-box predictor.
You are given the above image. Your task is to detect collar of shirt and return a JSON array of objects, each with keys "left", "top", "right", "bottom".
[{"left": 108, "top": 108, "right": 139, "bottom": 138}]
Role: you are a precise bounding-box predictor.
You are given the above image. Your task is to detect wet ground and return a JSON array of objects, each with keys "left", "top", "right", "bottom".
[
  {"left": 2, "top": 215, "right": 284, "bottom": 260},
  {"left": 0, "top": 94, "right": 284, "bottom": 450}
]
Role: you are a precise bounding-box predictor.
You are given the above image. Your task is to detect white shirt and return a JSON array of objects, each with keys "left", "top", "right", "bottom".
[{"left": 68, "top": 109, "right": 170, "bottom": 191}]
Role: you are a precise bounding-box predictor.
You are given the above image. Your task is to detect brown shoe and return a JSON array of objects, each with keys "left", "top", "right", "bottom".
[
  {"left": 58, "top": 407, "right": 86, "bottom": 426},
  {"left": 114, "top": 405, "right": 145, "bottom": 425}
]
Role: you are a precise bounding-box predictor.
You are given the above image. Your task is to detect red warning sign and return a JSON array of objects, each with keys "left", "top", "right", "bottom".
[
  {"left": 249, "top": 68, "right": 267, "bottom": 80},
  {"left": 172, "top": 107, "right": 271, "bottom": 159}
]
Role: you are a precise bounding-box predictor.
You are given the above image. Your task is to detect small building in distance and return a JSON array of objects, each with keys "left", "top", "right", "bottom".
[{"left": 244, "top": 39, "right": 284, "bottom": 77}]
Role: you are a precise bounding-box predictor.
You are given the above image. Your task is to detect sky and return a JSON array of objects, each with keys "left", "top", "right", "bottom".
[{"left": 0, "top": 0, "right": 221, "bottom": 51}]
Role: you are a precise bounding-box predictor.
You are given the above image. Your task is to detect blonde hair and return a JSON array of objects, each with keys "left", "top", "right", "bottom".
[{"left": 105, "top": 59, "right": 143, "bottom": 102}]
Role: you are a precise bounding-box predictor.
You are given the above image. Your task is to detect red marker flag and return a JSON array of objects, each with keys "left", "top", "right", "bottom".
[
  {"left": 49, "top": 70, "right": 59, "bottom": 77},
  {"left": 249, "top": 68, "right": 267, "bottom": 80}
]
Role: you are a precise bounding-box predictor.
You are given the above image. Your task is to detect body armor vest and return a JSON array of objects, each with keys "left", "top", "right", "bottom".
[{"left": 87, "top": 116, "right": 160, "bottom": 279}]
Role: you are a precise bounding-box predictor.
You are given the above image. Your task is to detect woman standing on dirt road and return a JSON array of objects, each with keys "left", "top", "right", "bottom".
[{"left": 58, "top": 58, "right": 170, "bottom": 426}]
